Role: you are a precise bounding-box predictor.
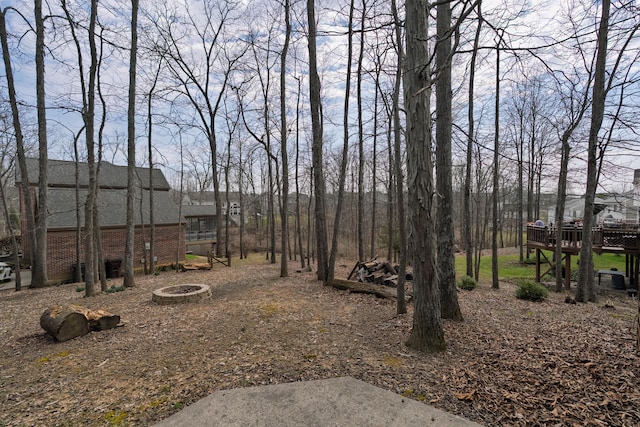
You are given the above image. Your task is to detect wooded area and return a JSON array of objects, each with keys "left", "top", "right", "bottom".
[{"left": 1, "top": 0, "right": 639, "bottom": 353}]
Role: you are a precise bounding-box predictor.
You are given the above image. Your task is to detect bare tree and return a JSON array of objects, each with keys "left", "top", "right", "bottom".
[
  {"left": 60, "top": 0, "right": 99, "bottom": 295},
  {"left": 464, "top": 1, "right": 482, "bottom": 277},
  {"left": 491, "top": 29, "right": 504, "bottom": 290},
  {"left": 32, "top": 0, "right": 48, "bottom": 288},
  {"left": 327, "top": 0, "right": 356, "bottom": 284},
  {"left": 404, "top": 0, "right": 445, "bottom": 352},
  {"left": 356, "top": 0, "right": 366, "bottom": 263},
  {"left": 151, "top": 1, "right": 243, "bottom": 258},
  {"left": 307, "top": 0, "right": 328, "bottom": 282},
  {"left": 435, "top": 0, "right": 462, "bottom": 320},
  {"left": 124, "top": 0, "right": 139, "bottom": 287},
  {"left": 0, "top": 7, "right": 37, "bottom": 289},
  {"left": 279, "top": 0, "right": 291, "bottom": 277},
  {"left": 576, "top": 0, "right": 611, "bottom": 303},
  {"left": 391, "top": 0, "right": 406, "bottom": 315}
]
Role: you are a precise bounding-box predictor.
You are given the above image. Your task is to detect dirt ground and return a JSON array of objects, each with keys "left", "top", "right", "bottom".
[{"left": 1, "top": 257, "right": 639, "bottom": 426}]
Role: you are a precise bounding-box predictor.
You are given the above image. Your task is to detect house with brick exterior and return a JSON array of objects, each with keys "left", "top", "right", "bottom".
[{"left": 16, "top": 158, "right": 185, "bottom": 283}]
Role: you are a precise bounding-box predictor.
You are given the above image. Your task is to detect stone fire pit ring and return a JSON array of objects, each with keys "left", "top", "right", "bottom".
[{"left": 152, "top": 284, "right": 211, "bottom": 305}]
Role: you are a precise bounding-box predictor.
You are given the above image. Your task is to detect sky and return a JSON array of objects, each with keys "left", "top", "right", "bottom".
[{"left": 1, "top": 0, "right": 639, "bottom": 196}]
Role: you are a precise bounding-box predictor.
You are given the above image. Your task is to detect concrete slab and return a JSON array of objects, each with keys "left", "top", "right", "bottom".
[{"left": 153, "top": 377, "right": 482, "bottom": 427}]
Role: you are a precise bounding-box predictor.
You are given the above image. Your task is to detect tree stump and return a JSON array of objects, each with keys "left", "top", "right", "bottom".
[{"left": 40, "top": 304, "right": 121, "bottom": 342}]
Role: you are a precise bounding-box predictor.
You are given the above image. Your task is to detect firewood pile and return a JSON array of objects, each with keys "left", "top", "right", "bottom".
[{"left": 347, "top": 258, "right": 412, "bottom": 287}]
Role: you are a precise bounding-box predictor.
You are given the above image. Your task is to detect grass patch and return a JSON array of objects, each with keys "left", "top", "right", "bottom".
[{"left": 456, "top": 251, "right": 628, "bottom": 282}]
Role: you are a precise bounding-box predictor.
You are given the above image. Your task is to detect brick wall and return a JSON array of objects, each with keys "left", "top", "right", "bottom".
[{"left": 47, "top": 224, "right": 185, "bottom": 282}]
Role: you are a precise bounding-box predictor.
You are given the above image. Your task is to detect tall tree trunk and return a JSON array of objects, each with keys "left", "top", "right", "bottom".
[
  {"left": 32, "top": 0, "right": 48, "bottom": 288},
  {"left": 436, "top": 0, "right": 462, "bottom": 320},
  {"left": 212, "top": 134, "right": 223, "bottom": 260},
  {"left": 356, "top": 0, "right": 366, "bottom": 263},
  {"left": 577, "top": 0, "right": 610, "bottom": 303},
  {"left": 147, "top": 60, "right": 162, "bottom": 275},
  {"left": 97, "top": 39, "right": 108, "bottom": 290},
  {"left": 0, "top": 9, "right": 37, "bottom": 286},
  {"left": 74, "top": 132, "right": 82, "bottom": 283},
  {"left": 518, "top": 110, "right": 524, "bottom": 262},
  {"left": 280, "top": 0, "right": 291, "bottom": 277},
  {"left": 294, "top": 77, "right": 305, "bottom": 269},
  {"left": 391, "top": 0, "right": 406, "bottom": 315},
  {"left": 404, "top": 0, "right": 445, "bottom": 353},
  {"left": 554, "top": 134, "right": 571, "bottom": 292},
  {"left": 307, "top": 0, "right": 328, "bottom": 282},
  {"left": 124, "top": 0, "right": 139, "bottom": 288},
  {"left": 327, "top": 0, "right": 355, "bottom": 284},
  {"left": 369, "top": 76, "right": 378, "bottom": 260},
  {"left": 491, "top": 32, "right": 502, "bottom": 290},
  {"left": 84, "top": 0, "right": 99, "bottom": 297},
  {"left": 464, "top": 3, "right": 482, "bottom": 278},
  {"left": 177, "top": 135, "right": 185, "bottom": 268},
  {"left": 386, "top": 114, "right": 394, "bottom": 263}
]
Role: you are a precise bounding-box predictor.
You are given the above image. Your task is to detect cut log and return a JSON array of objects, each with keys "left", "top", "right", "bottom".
[
  {"left": 372, "top": 273, "right": 386, "bottom": 285},
  {"left": 181, "top": 262, "right": 212, "bottom": 271},
  {"left": 40, "top": 304, "right": 121, "bottom": 342},
  {"left": 40, "top": 305, "right": 89, "bottom": 342},
  {"left": 331, "top": 278, "right": 412, "bottom": 301},
  {"left": 382, "top": 275, "right": 398, "bottom": 286},
  {"left": 382, "top": 262, "right": 397, "bottom": 275}
]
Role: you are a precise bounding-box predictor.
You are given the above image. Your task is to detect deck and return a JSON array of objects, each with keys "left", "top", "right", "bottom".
[{"left": 526, "top": 225, "right": 640, "bottom": 289}]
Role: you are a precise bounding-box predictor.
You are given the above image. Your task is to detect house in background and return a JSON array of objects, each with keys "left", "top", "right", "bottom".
[
  {"left": 548, "top": 192, "right": 638, "bottom": 226},
  {"left": 16, "top": 158, "right": 185, "bottom": 283},
  {"left": 181, "top": 191, "right": 244, "bottom": 255}
]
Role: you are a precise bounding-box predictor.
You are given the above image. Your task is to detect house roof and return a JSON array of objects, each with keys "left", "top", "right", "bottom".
[
  {"left": 181, "top": 205, "right": 216, "bottom": 218},
  {"left": 184, "top": 191, "right": 244, "bottom": 205},
  {"left": 17, "top": 158, "right": 170, "bottom": 190},
  {"left": 47, "top": 187, "right": 183, "bottom": 229}
]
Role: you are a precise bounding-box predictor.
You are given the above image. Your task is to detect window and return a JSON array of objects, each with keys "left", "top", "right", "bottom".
[{"left": 229, "top": 203, "right": 240, "bottom": 216}]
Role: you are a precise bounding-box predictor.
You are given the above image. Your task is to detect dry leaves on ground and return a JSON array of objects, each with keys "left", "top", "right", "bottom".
[{"left": 1, "top": 258, "right": 639, "bottom": 426}]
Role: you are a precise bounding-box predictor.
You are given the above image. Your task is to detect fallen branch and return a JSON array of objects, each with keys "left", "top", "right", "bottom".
[{"left": 331, "top": 278, "right": 411, "bottom": 301}]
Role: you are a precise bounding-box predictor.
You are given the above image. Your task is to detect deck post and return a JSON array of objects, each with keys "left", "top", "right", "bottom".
[
  {"left": 535, "top": 248, "right": 541, "bottom": 283},
  {"left": 626, "top": 254, "right": 630, "bottom": 278},
  {"left": 564, "top": 253, "right": 571, "bottom": 290}
]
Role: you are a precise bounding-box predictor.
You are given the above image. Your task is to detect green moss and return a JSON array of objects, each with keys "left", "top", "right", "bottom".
[{"left": 104, "top": 410, "right": 128, "bottom": 426}]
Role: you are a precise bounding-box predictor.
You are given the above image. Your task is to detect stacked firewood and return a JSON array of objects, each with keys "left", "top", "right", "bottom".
[{"left": 347, "top": 259, "right": 412, "bottom": 287}]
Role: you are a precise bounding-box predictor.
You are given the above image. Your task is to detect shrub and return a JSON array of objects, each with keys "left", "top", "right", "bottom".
[
  {"left": 516, "top": 279, "right": 548, "bottom": 301},
  {"left": 105, "top": 285, "right": 126, "bottom": 294},
  {"left": 457, "top": 275, "right": 478, "bottom": 291}
]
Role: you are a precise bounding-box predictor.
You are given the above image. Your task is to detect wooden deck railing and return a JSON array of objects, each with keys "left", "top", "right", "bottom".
[{"left": 526, "top": 225, "right": 640, "bottom": 252}]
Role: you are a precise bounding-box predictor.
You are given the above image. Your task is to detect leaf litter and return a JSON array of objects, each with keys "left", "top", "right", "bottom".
[{"left": 0, "top": 261, "right": 639, "bottom": 426}]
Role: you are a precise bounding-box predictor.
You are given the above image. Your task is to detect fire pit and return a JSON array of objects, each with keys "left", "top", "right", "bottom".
[{"left": 152, "top": 284, "right": 211, "bottom": 305}]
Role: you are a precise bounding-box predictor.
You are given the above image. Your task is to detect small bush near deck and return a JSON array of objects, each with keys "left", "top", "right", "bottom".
[
  {"left": 457, "top": 275, "right": 478, "bottom": 291},
  {"left": 516, "top": 279, "right": 548, "bottom": 301}
]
